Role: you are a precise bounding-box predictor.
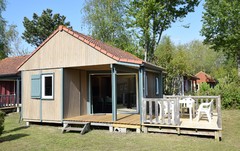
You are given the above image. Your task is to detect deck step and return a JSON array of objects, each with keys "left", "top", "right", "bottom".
[
  {"left": 64, "top": 127, "right": 84, "bottom": 131},
  {"left": 62, "top": 122, "right": 91, "bottom": 135}
]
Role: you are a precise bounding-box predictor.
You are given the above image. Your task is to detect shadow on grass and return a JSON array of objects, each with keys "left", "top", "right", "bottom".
[
  {"left": 0, "top": 133, "right": 29, "bottom": 143},
  {"left": 3, "top": 126, "right": 29, "bottom": 134}
]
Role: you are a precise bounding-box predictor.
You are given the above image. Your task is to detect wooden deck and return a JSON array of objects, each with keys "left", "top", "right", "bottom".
[
  {"left": 64, "top": 113, "right": 222, "bottom": 140},
  {"left": 62, "top": 96, "right": 222, "bottom": 140},
  {"left": 64, "top": 113, "right": 220, "bottom": 130},
  {"left": 64, "top": 114, "right": 141, "bottom": 126}
]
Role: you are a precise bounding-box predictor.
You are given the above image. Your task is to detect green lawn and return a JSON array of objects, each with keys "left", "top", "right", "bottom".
[{"left": 0, "top": 110, "right": 240, "bottom": 151}]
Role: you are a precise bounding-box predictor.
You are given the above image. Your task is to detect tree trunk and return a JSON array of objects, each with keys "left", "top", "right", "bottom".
[{"left": 238, "top": 52, "right": 240, "bottom": 78}]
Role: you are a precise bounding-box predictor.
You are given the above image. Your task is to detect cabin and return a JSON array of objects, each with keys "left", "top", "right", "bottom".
[
  {"left": 18, "top": 26, "right": 222, "bottom": 140},
  {"left": 0, "top": 55, "right": 28, "bottom": 111},
  {"left": 195, "top": 71, "right": 217, "bottom": 89},
  {"left": 165, "top": 74, "right": 199, "bottom": 95},
  {"left": 18, "top": 25, "right": 164, "bottom": 124}
]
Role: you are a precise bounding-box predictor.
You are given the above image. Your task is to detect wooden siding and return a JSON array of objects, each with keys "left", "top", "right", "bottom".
[
  {"left": 22, "top": 69, "right": 62, "bottom": 121},
  {"left": 146, "top": 72, "right": 160, "bottom": 98},
  {"left": 63, "top": 69, "right": 88, "bottom": 118},
  {"left": 80, "top": 70, "right": 87, "bottom": 115},
  {"left": 63, "top": 69, "right": 81, "bottom": 118},
  {"left": 19, "top": 31, "right": 117, "bottom": 71}
]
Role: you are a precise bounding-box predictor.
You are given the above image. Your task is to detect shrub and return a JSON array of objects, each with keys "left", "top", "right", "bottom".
[
  {"left": 198, "top": 79, "right": 240, "bottom": 109},
  {"left": 0, "top": 110, "right": 5, "bottom": 136}
]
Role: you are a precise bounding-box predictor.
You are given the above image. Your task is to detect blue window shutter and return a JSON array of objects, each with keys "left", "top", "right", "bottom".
[{"left": 31, "top": 74, "right": 41, "bottom": 98}]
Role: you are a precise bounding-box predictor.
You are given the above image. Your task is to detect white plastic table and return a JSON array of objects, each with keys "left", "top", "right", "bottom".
[{"left": 179, "top": 98, "right": 195, "bottom": 121}]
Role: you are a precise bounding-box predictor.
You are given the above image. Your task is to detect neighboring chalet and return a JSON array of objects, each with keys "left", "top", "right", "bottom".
[
  {"left": 18, "top": 25, "right": 164, "bottom": 124},
  {"left": 195, "top": 71, "right": 217, "bottom": 89},
  {"left": 0, "top": 55, "right": 28, "bottom": 111},
  {"left": 168, "top": 74, "right": 199, "bottom": 95}
]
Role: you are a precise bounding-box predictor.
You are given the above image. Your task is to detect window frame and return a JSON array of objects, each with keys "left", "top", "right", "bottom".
[
  {"left": 41, "top": 74, "right": 54, "bottom": 100},
  {"left": 155, "top": 77, "right": 159, "bottom": 95}
]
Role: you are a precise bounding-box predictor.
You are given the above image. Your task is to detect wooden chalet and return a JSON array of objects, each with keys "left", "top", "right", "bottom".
[
  {"left": 18, "top": 26, "right": 222, "bottom": 140},
  {"left": 0, "top": 55, "right": 28, "bottom": 111},
  {"left": 18, "top": 25, "right": 163, "bottom": 125},
  {"left": 195, "top": 71, "right": 217, "bottom": 89}
]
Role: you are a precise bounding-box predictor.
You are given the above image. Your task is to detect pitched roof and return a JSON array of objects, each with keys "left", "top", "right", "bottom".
[
  {"left": 0, "top": 55, "right": 29, "bottom": 76},
  {"left": 195, "top": 71, "right": 216, "bottom": 83},
  {"left": 18, "top": 25, "right": 144, "bottom": 69}
]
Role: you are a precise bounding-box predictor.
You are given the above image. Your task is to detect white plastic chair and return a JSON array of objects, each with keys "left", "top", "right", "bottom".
[{"left": 197, "top": 100, "right": 213, "bottom": 122}]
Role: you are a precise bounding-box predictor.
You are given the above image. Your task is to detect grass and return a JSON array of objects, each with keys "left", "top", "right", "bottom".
[{"left": 0, "top": 110, "right": 240, "bottom": 151}]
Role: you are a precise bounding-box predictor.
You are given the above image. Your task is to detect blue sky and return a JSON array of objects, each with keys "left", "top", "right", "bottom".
[{"left": 3, "top": 0, "right": 205, "bottom": 52}]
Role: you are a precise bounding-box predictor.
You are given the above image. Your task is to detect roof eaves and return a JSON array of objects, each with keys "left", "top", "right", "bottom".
[{"left": 143, "top": 61, "right": 165, "bottom": 71}]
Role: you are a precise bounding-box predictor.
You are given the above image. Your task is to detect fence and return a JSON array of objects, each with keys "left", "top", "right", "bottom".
[
  {"left": 142, "top": 95, "right": 222, "bottom": 129},
  {"left": 0, "top": 94, "right": 16, "bottom": 107},
  {"left": 142, "top": 98, "right": 180, "bottom": 125}
]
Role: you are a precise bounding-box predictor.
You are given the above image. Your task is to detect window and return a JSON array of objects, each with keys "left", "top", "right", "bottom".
[
  {"left": 145, "top": 74, "right": 148, "bottom": 96},
  {"left": 155, "top": 77, "right": 159, "bottom": 95},
  {"left": 42, "top": 74, "right": 54, "bottom": 99}
]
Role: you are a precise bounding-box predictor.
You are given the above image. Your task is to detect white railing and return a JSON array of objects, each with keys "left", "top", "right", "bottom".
[
  {"left": 0, "top": 94, "right": 16, "bottom": 107},
  {"left": 142, "top": 98, "right": 180, "bottom": 125},
  {"left": 142, "top": 95, "right": 222, "bottom": 129}
]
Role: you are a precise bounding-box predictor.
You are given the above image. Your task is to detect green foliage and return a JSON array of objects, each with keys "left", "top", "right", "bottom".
[
  {"left": 198, "top": 64, "right": 240, "bottom": 109},
  {"left": 155, "top": 36, "right": 192, "bottom": 94},
  {"left": 201, "top": 0, "right": 240, "bottom": 77},
  {"left": 154, "top": 36, "right": 174, "bottom": 68},
  {"left": 127, "top": 0, "right": 200, "bottom": 62},
  {"left": 198, "top": 82, "right": 211, "bottom": 95},
  {"left": 22, "top": 9, "right": 71, "bottom": 47},
  {"left": 0, "top": 0, "right": 18, "bottom": 59},
  {"left": 82, "top": 0, "right": 141, "bottom": 57},
  {"left": 0, "top": 110, "right": 5, "bottom": 135},
  {"left": 183, "top": 40, "right": 226, "bottom": 74}
]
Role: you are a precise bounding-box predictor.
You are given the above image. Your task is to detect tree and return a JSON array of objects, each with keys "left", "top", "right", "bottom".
[
  {"left": 155, "top": 36, "right": 191, "bottom": 94},
  {"left": 10, "top": 30, "right": 30, "bottom": 56},
  {"left": 183, "top": 40, "right": 225, "bottom": 74},
  {"left": 82, "top": 0, "right": 140, "bottom": 57},
  {"left": 22, "top": 9, "right": 71, "bottom": 47},
  {"left": 0, "top": 0, "right": 17, "bottom": 59},
  {"left": 201, "top": 0, "right": 240, "bottom": 77},
  {"left": 154, "top": 36, "right": 174, "bottom": 68},
  {"left": 127, "top": 0, "right": 200, "bottom": 62}
]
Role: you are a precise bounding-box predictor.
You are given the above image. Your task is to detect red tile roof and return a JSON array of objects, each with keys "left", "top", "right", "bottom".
[
  {"left": 18, "top": 25, "right": 143, "bottom": 69},
  {"left": 195, "top": 71, "right": 216, "bottom": 83},
  {"left": 0, "top": 55, "right": 29, "bottom": 76}
]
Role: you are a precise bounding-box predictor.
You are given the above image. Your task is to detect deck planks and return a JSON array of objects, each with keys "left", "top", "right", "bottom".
[
  {"left": 64, "top": 114, "right": 141, "bottom": 125},
  {"left": 64, "top": 113, "right": 219, "bottom": 130}
]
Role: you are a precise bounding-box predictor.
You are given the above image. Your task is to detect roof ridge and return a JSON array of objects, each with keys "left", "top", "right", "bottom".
[{"left": 60, "top": 25, "right": 143, "bottom": 64}]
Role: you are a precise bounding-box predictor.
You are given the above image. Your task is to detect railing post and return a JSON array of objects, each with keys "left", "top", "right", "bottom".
[
  {"left": 142, "top": 98, "right": 146, "bottom": 124},
  {"left": 159, "top": 99, "right": 164, "bottom": 124},
  {"left": 217, "top": 96, "right": 222, "bottom": 129},
  {"left": 149, "top": 100, "right": 152, "bottom": 123},
  {"left": 16, "top": 78, "right": 20, "bottom": 112},
  {"left": 167, "top": 99, "right": 171, "bottom": 124},
  {"left": 155, "top": 100, "right": 159, "bottom": 123}
]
